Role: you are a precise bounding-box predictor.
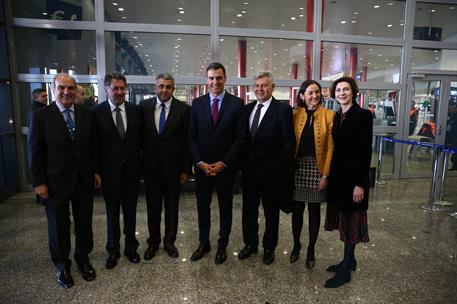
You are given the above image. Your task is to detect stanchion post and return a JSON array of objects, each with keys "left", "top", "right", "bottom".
[
  {"left": 376, "top": 136, "right": 386, "bottom": 185},
  {"left": 420, "top": 146, "right": 444, "bottom": 212},
  {"left": 437, "top": 149, "right": 455, "bottom": 207}
]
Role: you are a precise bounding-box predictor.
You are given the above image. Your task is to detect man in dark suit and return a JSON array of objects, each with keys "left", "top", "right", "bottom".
[
  {"left": 94, "top": 72, "right": 142, "bottom": 269},
  {"left": 28, "top": 73, "right": 101, "bottom": 288},
  {"left": 141, "top": 73, "right": 191, "bottom": 260},
  {"left": 188, "top": 62, "right": 246, "bottom": 264},
  {"left": 237, "top": 72, "right": 295, "bottom": 265},
  {"left": 26, "top": 88, "right": 48, "bottom": 127}
]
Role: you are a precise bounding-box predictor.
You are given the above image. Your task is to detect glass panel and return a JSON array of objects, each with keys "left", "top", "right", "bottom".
[
  {"left": 0, "top": 0, "right": 4, "bottom": 23},
  {"left": 445, "top": 81, "right": 457, "bottom": 170},
  {"left": 220, "top": 1, "right": 312, "bottom": 31},
  {"left": 105, "top": 32, "right": 210, "bottom": 76},
  {"left": 360, "top": 89, "right": 399, "bottom": 127},
  {"left": 220, "top": 37, "right": 312, "bottom": 80},
  {"left": 0, "top": 83, "right": 13, "bottom": 134},
  {"left": 323, "top": 0, "right": 405, "bottom": 38},
  {"left": 0, "top": 26, "right": 9, "bottom": 79},
  {"left": 104, "top": 0, "right": 210, "bottom": 25},
  {"left": 12, "top": 0, "right": 95, "bottom": 21},
  {"left": 411, "top": 48, "right": 457, "bottom": 71},
  {"left": 14, "top": 28, "right": 96, "bottom": 74},
  {"left": 406, "top": 80, "right": 440, "bottom": 174},
  {"left": 321, "top": 42, "right": 402, "bottom": 84},
  {"left": 414, "top": 2, "right": 457, "bottom": 42},
  {"left": 0, "top": 136, "right": 19, "bottom": 190}
]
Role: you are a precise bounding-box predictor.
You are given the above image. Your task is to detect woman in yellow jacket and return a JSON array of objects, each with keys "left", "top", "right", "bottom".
[{"left": 290, "top": 80, "right": 334, "bottom": 268}]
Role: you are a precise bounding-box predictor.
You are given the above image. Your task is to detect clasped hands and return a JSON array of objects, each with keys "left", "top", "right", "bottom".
[{"left": 198, "top": 161, "right": 225, "bottom": 177}]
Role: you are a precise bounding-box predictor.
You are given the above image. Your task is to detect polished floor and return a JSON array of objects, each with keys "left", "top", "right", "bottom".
[{"left": 1, "top": 177, "right": 456, "bottom": 304}]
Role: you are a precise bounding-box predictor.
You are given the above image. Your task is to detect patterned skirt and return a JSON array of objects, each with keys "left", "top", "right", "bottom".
[
  {"left": 324, "top": 204, "right": 369, "bottom": 244},
  {"left": 293, "top": 156, "right": 327, "bottom": 203}
]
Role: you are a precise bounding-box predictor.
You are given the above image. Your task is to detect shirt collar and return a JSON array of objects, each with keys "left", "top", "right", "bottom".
[
  {"left": 210, "top": 91, "right": 225, "bottom": 103},
  {"left": 256, "top": 97, "right": 272, "bottom": 107},
  {"left": 156, "top": 96, "right": 172, "bottom": 108},
  {"left": 109, "top": 99, "right": 126, "bottom": 112},
  {"left": 56, "top": 100, "right": 74, "bottom": 112}
]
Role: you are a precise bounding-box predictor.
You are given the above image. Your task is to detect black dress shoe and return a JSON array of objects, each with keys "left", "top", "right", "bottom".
[
  {"left": 324, "top": 269, "right": 351, "bottom": 288},
  {"left": 190, "top": 243, "right": 211, "bottom": 261},
  {"left": 56, "top": 269, "right": 74, "bottom": 288},
  {"left": 164, "top": 244, "right": 179, "bottom": 258},
  {"left": 78, "top": 263, "right": 96, "bottom": 282},
  {"left": 238, "top": 245, "right": 258, "bottom": 260},
  {"left": 215, "top": 247, "right": 227, "bottom": 264},
  {"left": 106, "top": 252, "right": 121, "bottom": 269},
  {"left": 125, "top": 251, "right": 141, "bottom": 263},
  {"left": 289, "top": 244, "right": 301, "bottom": 264},
  {"left": 263, "top": 250, "right": 275, "bottom": 265},
  {"left": 305, "top": 246, "right": 315, "bottom": 269},
  {"left": 144, "top": 246, "right": 158, "bottom": 261},
  {"left": 326, "top": 258, "right": 357, "bottom": 272}
]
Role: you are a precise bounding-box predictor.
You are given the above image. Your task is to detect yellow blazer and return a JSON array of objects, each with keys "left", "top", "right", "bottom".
[{"left": 293, "top": 105, "right": 335, "bottom": 176}]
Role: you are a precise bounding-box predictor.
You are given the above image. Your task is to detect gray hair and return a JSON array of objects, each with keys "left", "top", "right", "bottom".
[
  {"left": 155, "top": 73, "right": 175, "bottom": 86},
  {"left": 254, "top": 71, "right": 274, "bottom": 82},
  {"left": 52, "top": 73, "right": 76, "bottom": 89}
]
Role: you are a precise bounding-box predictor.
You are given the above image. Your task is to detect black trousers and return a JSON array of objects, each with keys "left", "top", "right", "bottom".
[
  {"left": 145, "top": 174, "right": 181, "bottom": 248},
  {"left": 102, "top": 177, "right": 140, "bottom": 255},
  {"left": 241, "top": 173, "right": 280, "bottom": 251},
  {"left": 44, "top": 177, "right": 94, "bottom": 272},
  {"left": 195, "top": 169, "right": 235, "bottom": 248}
]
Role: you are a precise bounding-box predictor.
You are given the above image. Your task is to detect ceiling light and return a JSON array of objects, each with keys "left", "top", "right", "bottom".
[
  {"left": 353, "top": 12, "right": 359, "bottom": 15},
  {"left": 368, "top": 32, "right": 373, "bottom": 35},
  {"left": 122, "top": 16, "right": 126, "bottom": 19},
  {"left": 179, "top": 11, "right": 185, "bottom": 14},
  {"left": 351, "top": 20, "right": 357, "bottom": 23},
  {"left": 132, "top": 36, "right": 138, "bottom": 39},
  {"left": 378, "top": 54, "right": 382, "bottom": 57},
  {"left": 242, "top": 10, "right": 246, "bottom": 14},
  {"left": 177, "top": 19, "right": 182, "bottom": 22},
  {"left": 281, "top": 24, "right": 285, "bottom": 27},
  {"left": 387, "top": 24, "right": 393, "bottom": 27},
  {"left": 450, "top": 7, "right": 455, "bottom": 10},
  {"left": 220, "top": 38, "right": 224, "bottom": 41},
  {"left": 435, "top": 57, "right": 439, "bottom": 60},
  {"left": 400, "top": 23, "right": 404, "bottom": 26},
  {"left": 42, "top": 12, "right": 48, "bottom": 15},
  {"left": 430, "top": 9, "right": 436, "bottom": 13},
  {"left": 260, "top": 41, "right": 264, "bottom": 44},
  {"left": 385, "top": 59, "right": 389, "bottom": 62},
  {"left": 374, "top": 5, "right": 380, "bottom": 8},
  {"left": 434, "top": 50, "right": 439, "bottom": 53},
  {"left": 178, "top": 7, "right": 183, "bottom": 10},
  {"left": 291, "top": 17, "right": 296, "bottom": 20},
  {"left": 388, "top": 2, "right": 393, "bottom": 5},
  {"left": 273, "top": 53, "right": 277, "bottom": 56},
  {"left": 237, "top": 14, "right": 242, "bottom": 17},
  {"left": 112, "top": 2, "right": 118, "bottom": 6},
  {"left": 232, "top": 21, "right": 236, "bottom": 24},
  {"left": 340, "top": 20, "right": 346, "bottom": 24},
  {"left": 243, "top": 2, "right": 249, "bottom": 4},
  {"left": 368, "top": 62, "right": 371, "bottom": 65},
  {"left": 299, "top": 14, "right": 304, "bottom": 17}
]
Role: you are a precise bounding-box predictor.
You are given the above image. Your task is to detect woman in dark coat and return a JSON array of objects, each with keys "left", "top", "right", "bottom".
[{"left": 324, "top": 76, "right": 373, "bottom": 288}]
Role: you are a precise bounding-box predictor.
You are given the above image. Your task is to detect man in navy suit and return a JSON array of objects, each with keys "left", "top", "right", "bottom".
[
  {"left": 141, "top": 73, "right": 191, "bottom": 260},
  {"left": 28, "top": 73, "right": 101, "bottom": 288},
  {"left": 237, "top": 72, "right": 295, "bottom": 265},
  {"left": 94, "top": 72, "right": 142, "bottom": 269},
  {"left": 188, "top": 62, "right": 246, "bottom": 264}
]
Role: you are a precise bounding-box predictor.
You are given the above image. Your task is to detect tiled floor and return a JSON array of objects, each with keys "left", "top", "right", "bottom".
[{"left": 0, "top": 177, "right": 456, "bottom": 304}]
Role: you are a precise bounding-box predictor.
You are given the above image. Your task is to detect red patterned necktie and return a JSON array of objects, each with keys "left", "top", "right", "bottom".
[{"left": 211, "top": 98, "right": 219, "bottom": 126}]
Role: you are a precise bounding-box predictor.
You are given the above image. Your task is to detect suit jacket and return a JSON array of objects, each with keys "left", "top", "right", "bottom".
[
  {"left": 188, "top": 92, "right": 245, "bottom": 170},
  {"left": 27, "top": 101, "right": 46, "bottom": 127},
  {"left": 28, "top": 102, "right": 97, "bottom": 197},
  {"left": 327, "top": 103, "right": 373, "bottom": 210},
  {"left": 94, "top": 101, "right": 142, "bottom": 186},
  {"left": 242, "top": 98, "right": 295, "bottom": 209},
  {"left": 141, "top": 97, "right": 191, "bottom": 178}
]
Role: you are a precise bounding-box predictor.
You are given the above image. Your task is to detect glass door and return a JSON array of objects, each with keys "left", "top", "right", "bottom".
[{"left": 401, "top": 74, "right": 457, "bottom": 178}]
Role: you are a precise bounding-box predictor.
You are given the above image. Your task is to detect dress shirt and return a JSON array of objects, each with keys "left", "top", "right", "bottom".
[
  {"left": 154, "top": 97, "right": 172, "bottom": 133},
  {"left": 55, "top": 100, "right": 75, "bottom": 121},
  {"left": 249, "top": 97, "right": 272, "bottom": 130},
  {"left": 209, "top": 91, "right": 226, "bottom": 112},
  {"left": 109, "top": 100, "right": 127, "bottom": 132}
]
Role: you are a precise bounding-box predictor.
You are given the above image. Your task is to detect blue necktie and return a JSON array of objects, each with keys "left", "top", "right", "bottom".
[
  {"left": 159, "top": 103, "right": 166, "bottom": 135},
  {"left": 64, "top": 109, "right": 75, "bottom": 140}
]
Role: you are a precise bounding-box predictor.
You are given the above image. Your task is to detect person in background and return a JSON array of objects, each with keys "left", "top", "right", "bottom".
[
  {"left": 290, "top": 80, "right": 334, "bottom": 269},
  {"left": 325, "top": 76, "right": 372, "bottom": 288},
  {"left": 27, "top": 88, "right": 48, "bottom": 127}
]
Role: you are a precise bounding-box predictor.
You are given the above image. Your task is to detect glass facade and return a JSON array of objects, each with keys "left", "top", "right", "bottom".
[{"left": 2, "top": 0, "right": 457, "bottom": 189}]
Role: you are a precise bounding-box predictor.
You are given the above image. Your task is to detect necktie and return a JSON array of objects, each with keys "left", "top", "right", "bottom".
[
  {"left": 64, "top": 109, "right": 75, "bottom": 141},
  {"left": 211, "top": 98, "right": 219, "bottom": 126},
  {"left": 115, "top": 107, "right": 125, "bottom": 138},
  {"left": 250, "top": 103, "right": 263, "bottom": 138},
  {"left": 159, "top": 102, "right": 166, "bottom": 135}
]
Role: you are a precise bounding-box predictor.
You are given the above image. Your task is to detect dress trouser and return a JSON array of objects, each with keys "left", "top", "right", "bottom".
[
  {"left": 45, "top": 177, "right": 94, "bottom": 272},
  {"left": 145, "top": 174, "right": 181, "bottom": 248},
  {"left": 102, "top": 176, "right": 140, "bottom": 255},
  {"left": 242, "top": 172, "right": 280, "bottom": 251},
  {"left": 195, "top": 169, "right": 235, "bottom": 248}
]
